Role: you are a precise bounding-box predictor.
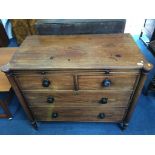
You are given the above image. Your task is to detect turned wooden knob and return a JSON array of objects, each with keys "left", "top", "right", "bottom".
[
  {"left": 52, "top": 112, "right": 58, "bottom": 118},
  {"left": 47, "top": 96, "right": 54, "bottom": 103},
  {"left": 100, "top": 97, "right": 108, "bottom": 104},
  {"left": 98, "top": 113, "right": 105, "bottom": 119},
  {"left": 42, "top": 78, "right": 51, "bottom": 87},
  {"left": 102, "top": 79, "right": 111, "bottom": 87}
]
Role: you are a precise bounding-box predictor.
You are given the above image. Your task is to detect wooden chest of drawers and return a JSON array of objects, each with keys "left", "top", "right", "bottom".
[{"left": 2, "top": 34, "right": 152, "bottom": 130}]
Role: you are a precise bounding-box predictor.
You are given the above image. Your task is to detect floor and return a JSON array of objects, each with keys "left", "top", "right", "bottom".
[{"left": 0, "top": 35, "right": 155, "bottom": 135}]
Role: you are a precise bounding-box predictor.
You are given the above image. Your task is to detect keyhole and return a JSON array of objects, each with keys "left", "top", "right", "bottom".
[
  {"left": 50, "top": 56, "right": 54, "bottom": 60},
  {"left": 115, "top": 54, "right": 121, "bottom": 57}
]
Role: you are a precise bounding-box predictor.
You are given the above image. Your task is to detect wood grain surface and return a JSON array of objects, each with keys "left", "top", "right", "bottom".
[
  {"left": 15, "top": 74, "right": 74, "bottom": 90},
  {"left": 78, "top": 74, "right": 138, "bottom": 90},
  {"left": 14, "top": 71, "right": 139, "bottom": 91},
  {"left": 23, "top": 90, "right": 132, "bottom": 107},
  {"left": 30, "top": 106, "right": 127, "bottom": 122},
  {"left": 9, "top": 34, "right": 147, "bottom": 70}
]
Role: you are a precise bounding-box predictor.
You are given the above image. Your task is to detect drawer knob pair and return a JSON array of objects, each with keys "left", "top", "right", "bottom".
[
  {"left": 102, "top": 79, "right": 111, "bottom": 87},
  {"left": 47, "top": 96, "right": 55, "bottom": 103},
  {"left": 42, "top": 79, "right": 51, "bottom": 87},
  {"left": 52, "top": 112, "right": 105, "bottom": 119}
]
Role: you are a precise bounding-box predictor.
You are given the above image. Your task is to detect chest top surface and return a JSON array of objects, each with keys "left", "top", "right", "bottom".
[{"left": 8, "top": 33, "right": 150, "bottom": 71}]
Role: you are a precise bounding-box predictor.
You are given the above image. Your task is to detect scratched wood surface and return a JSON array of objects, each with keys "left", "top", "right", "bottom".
[{"left": 9, "top": 34, "right": 146, "bottom": 70}]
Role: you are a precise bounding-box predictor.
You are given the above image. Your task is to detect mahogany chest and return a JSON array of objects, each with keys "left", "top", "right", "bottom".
[{"left": 2, "top": 34, "right": 152, "bottom": 130}]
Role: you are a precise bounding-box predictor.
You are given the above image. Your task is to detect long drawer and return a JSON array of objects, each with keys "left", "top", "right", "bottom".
[
  {"left": 30, "top": 106, "right": 127, "bottom": 122},
  {"left": 23, "top": 90, "right": 132, "bottom": 107}
]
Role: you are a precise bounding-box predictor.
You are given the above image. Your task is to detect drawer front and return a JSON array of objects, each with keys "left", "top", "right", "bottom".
[
  {"left": 24, "top": 90, "right": 132, "bottom": 107},
  {"left": 78, "top": 74, "right": 138, "bottom": 90},
  {"left": 31, "top": 107, "right": 127, "bottom": 122},
  {"left": 15, "top": 74, "right": 74, "bottom": 90}
]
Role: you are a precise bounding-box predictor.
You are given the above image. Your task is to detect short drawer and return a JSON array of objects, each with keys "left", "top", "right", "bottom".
[
  {"left": 15, "top": 74, "right": 74, "bottom": 90},
  {"left": 24, "top": 90, "right": 132, "bottom": 107},
  {"left": 30, "top": 106, "right": 127, "bottom": 122},
  {"left": 78, "top": 73, "right": 138, "bottom": 90}
]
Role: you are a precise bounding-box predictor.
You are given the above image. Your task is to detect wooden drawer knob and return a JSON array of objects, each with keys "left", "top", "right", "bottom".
[
  {"left": 47, "top": 96, "right": 54, "bottom": 103},
  {"left": 100, "top": 97, "right": 108, "bottom": 104},
  {"left": 98, "top": 113, "right": 105, "bottom": 119},
  {"left": 102, "top": 79, "right": 111, "bottom": 87},
  {"left": 42, "top": 78, "right": 51, "bottom": 87},
  {"left": 52, "top": 112, "right": 58, "bottom": 118}
]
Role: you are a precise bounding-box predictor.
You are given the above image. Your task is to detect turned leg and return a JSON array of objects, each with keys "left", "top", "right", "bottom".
[
  {"left": 6, "top": 73, "right": 37, "bottom": 129},
  {"left": 31, "top": 121, "right": 38, "bottom": 130},
  {"left": 119, "top": 68, "right": 150, "bottom": 131}
]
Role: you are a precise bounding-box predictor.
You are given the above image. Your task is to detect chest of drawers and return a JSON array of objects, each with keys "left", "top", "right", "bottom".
[{"left": 2, "top": 34, "right": 152, "bottom": 130}]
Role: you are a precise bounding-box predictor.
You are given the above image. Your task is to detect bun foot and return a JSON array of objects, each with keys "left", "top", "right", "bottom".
[
  {"left": 31, "top": 121, "right": 38, "bottom": 130},
  {"left": 118, "top": 122, "right": 128, "bottom": 130}
]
